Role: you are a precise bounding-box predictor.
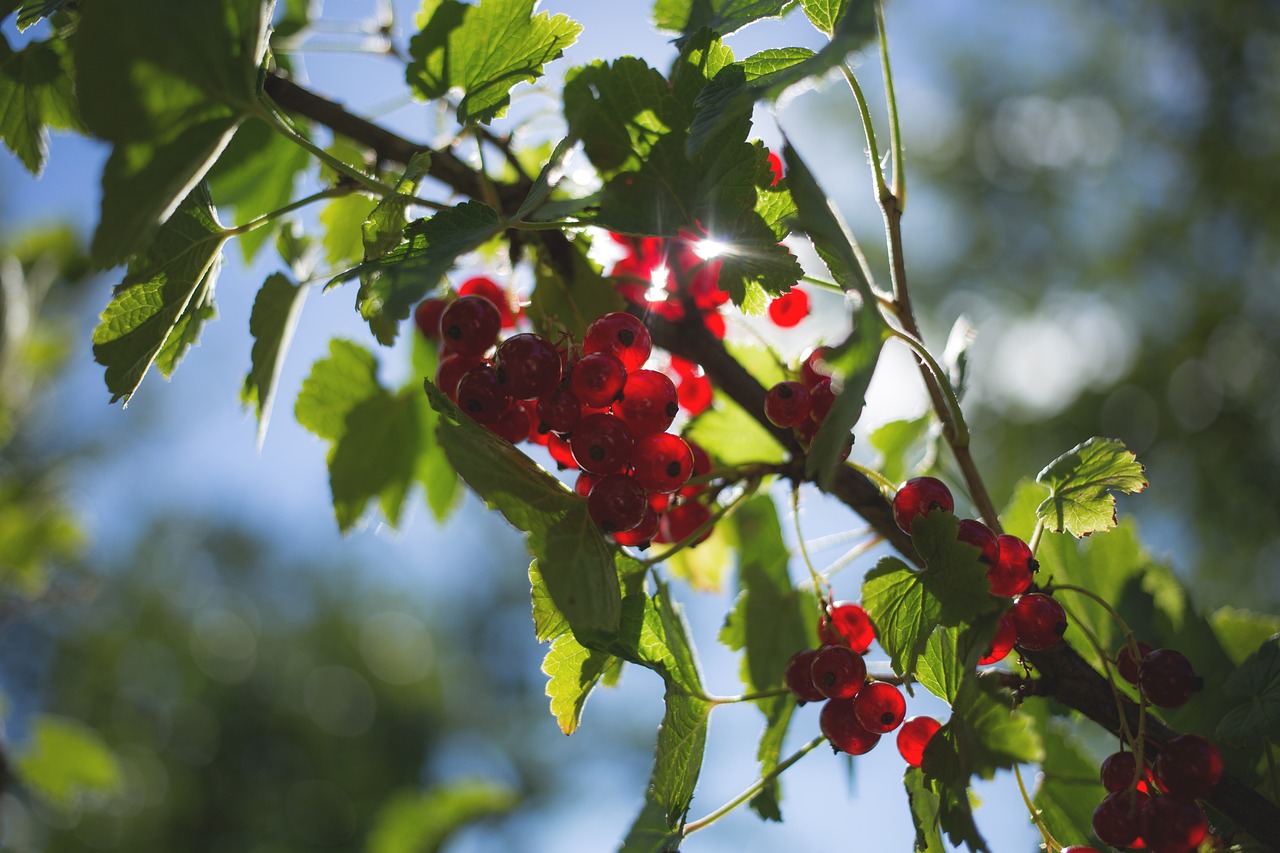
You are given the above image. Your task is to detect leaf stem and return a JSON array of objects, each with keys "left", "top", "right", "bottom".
[
  {"left": 841, "top": 63, "right": 889, "bottom": 203},
  {"left": 886, "top": 327, "right": 969, "bottom": 448},
  {"left": 225, "top": 186, "right": 350, "bottom": 236},
  {"left": 706, "top": 687, "right": 792, "bottom": 706},
  {"left": 255, "top": 101, "right": 401, "bottom": 198},
  {"left": 1028, "top": 518, "right": 1046, "bottom": 556},
  {"left": 1013, "top": 763, "right": 1060, "bottom": 851},
  {"left": 682, "top": 735, "right": 826, "bottom": 834},
  {"left": 875, "top": 1, "right": 905, "bottom": 209},
  {"left": 844, "top": 457, "right": 898, "bottom": 495}
]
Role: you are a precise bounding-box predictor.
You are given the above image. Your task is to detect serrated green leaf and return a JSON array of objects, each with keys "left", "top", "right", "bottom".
[
  {"left": 1036, "top": 437, "right": 1148, "bottom": 537},
  {"left": 910, "top": 511, "right": 997, "bottom": 625},
  {"left": 564, "top": 58, "right": 671, "bottom": 176},
  {"left": 871, "top": 414, "right": 936, "bottom": 485},
  {"left": 294, "top": 339, "right": 379, "bottom": 443},
  {"left": 91, "top": 184, "right": 229, "bottom": 404},
  {"left": 14, "top": 0, "right": 75, "bottom": 30},
  {"left": 684, "top": 393, "right": 785, "bottom": 466},
  {"left": 714, "top": 213, "right": 805, "bottom": 306},
  {"left": 1218, "top": 636, "right": 1280, "bottom": 744},
  {"left": 0, "top": 36, "right": 81, "bottom": 175},
  {"left": 916, "top": 614, "right": 1001, "bottom": 707},
  {"left": 529, "top": 561, "right": 569, "bottom": 643},
  {"left": 366, "top": 780, "right": 518, "bottom": 853},
  {"left": 862, "top": 557, "right": 938, "bottom": 681},
  {"left": 363, "top": 152, "right": 432, "bottom": 261},
  {"left": 321, "top": 192, "right": 379, "bottom": 268},
  {"left": 933, "top": 781, "right": 989, "bottom": 853},
  {"left": 924, "top": 677, "right": 1043, "bottom": 786},
  {"left": 153, "top": 272, "right": 217, "bottom": 378},
  {"left": 208, "top": 118, "right": 311, "bottom": 263},
  {"left": 405, "top": 0, "right": 468, "bottom": 101},
  {"left": 542, "top": 631, "right": 618, "bottom": 735},
  {"left": 903, "top": 767, "right": 945, "bottom": 853},
  {"left": 16, "top": 715, "right": 121, "bottom": 812},
  {"left": 653, "top": 0, "right": 790, "bottom": 38},
  {"left": 1211, "top": 607, "right": 1280, "bottom": 666},
  {"left": 651, "top": 690, "right": 713, "bottom": 826},
  {"left": 1030, "top": 710, "right": 1108, "bottom": 850},
  {"left": 242, "top": 273, "right": 308, "bottom": 447},
  {"left": 410, "top": 334, "right": 462, "bottom": 521},
  {"left": 619, "top": 796, "right": 683, "bottom": 853},
  {"left": 329, "top": 389, "right": 420, "bottom": 531},
  {"left": 801, "top": 0, "right": 847, "bottom": 34},
  {"left": 527, "top": 238, "right": 625, "bottom": 344}
]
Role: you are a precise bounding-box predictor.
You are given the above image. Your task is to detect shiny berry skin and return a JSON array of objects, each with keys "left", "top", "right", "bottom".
[
  {"left": 677, "top": 372, "right": 713, "bottom": 415},
  {"left": 1092, "top": 790, "right": 1149, "bottom": 848},
  {"left": 988, "top": 533, "right": 1036, "bottom": 597},
  {"left": 1100, "top": 751, "right": 1140, "bottom": 794},
  {"left": 896, "top": 716, "right": 942, "bottom": 768},
  {"left": 1117, "top": 641, "right": 1155, "bottom": 684},
  {"left": 978, "top": 610, "right": 1017, "bottom": 665},
  {"left": 612, "top": 506, "right": 661, "bottom": 548},
  {"left": 1011, "top": 593, "right": 1067, "bottom": 651},
  {"left": 536, "top": 386, "right": 582, "bottom": 434},
  {"left": 414, "top": 297, "right": 448, "bottom": 339},
  {"left": 679, "top": 440, "right": 713, "bottom": 497},
  {"left": 495, "top": 334, "right": 562, "bottom": 399},
  {"left": 613, "top": 370, "right": 679, "bottom": 436},
  {"left": 632, "top": 433, "right": 694, "bottom": 494},
  {"left": 783, "top": 649, "right": 826, "bottom": 704},
  {"left": 820, "top": 698, "right": 881, "bottom": 755},
  {"left": 458, "top": 275, "right": 516, "bottom": 328},
  {"left": 440, "top": 294, "right": 502, "bottom": 357},
  {"left": 957, "top": 519, "right": 1000, "bottom": 565},
  {"left": 583, "top": 312, "right": 652, "bottom": 371},
  {"left": 1141, "top": 796, "right": 1207, "bottom": 853},
  {"left": 767, "top": 288, "right": 809, "bottom": 327},
  {"left": 569, "top": 413, "right": 635, "bottom": 475},
  {"left": 818, "top": 602, "right": 876, "bottom": 654},
  {"left": 570, "top": 352, "right": 628, "bottom": 408},
  {"left": 435, "top": 354, "right": 484, "bottom": 401},
  {"left": 764, "top": 381, "right": 812, "bottom": 428},
  {"left": 892, "top": 477, "right": 954, "bottom": 534},
  {"left": 455, "top": 365, "right": 511, "bottom": 424},
  {"left": 1154, "top": 734, "right": 1221, "bottom": 800},
  {"left": 808, "top": 377, "right": 835, "bottom": 422},
  {"left": 659, "top": 500, "right": 712, "bottom": 546},
  {"left": 486, "top": 402, "right": 530, "bottom": 444},
  {"left": 546, "top": 431, "right": 578, "bottom": 470},
  {"left": 853, "top": 681, "right": 906, "bottom": 733},
  {"left": 1138, "top": 649, "right": 1201, "bottom": 708},
  {"left": 800, "top": 346, "right": 833, "bottom": 388},
  {"left": 575, "top": 472, "right": 600, "bottom": 497},
  {"left": 765, "top": 150, "right": 783, "bottom": 185},
  {"left": 810, "top": 644, "right": 867, "bottom": 700},
  {"left": 587, "top": 474, "right": 648, "bottom": 533}
]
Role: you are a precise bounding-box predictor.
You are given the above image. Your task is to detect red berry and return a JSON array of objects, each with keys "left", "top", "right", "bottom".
[
  {"left": 569, "top": 413, "right": 635, "bottom": 475},
  {"left": 570, "top": 352, "right": 628, "bottom": 408},
  {"left": 458, "top": 275, "right": 516, "bottom": 328},
  {"left": 677, "top": 372, "right": 713, "bottom": 415},
  {"left": 764, "top": 381, "right": 812, "bottom": 428},
  {"left": 766, "top": 150, "right": 783, "bottom": 186},
  {"left": 631, "top": 433, "right": 694, "bottom": 494},
  {"left": 1154, "top": 734, "right": 1221, "bottom": 800},
  {"left": 978, "top": 610, "right": 1017, "bottom": 665},
  {"left": 613, "top": 369, "right": 679, "bottom": 436},
  {"left": 455, "top": 364, "right": 512, "bottom": 424},
  {"left": 988, "top": 533, "right": 1036, "bottom": 597},
  {"left": 547, "top": 431, "right": 578, "bottom": 470},
  {"left": 584, "top": 312, "right": 652, "bottom": 371},
  {"left": 611, "top": 505, "right": 661, "bottom": 548},
  {"left": 1092, "top": 790, "right": 1149, "bottom": 848},
  {"left": 896, "top": 716, "right": 942, "bottom": 768},
  {"left": 818, "top": 602, "right": 876, "bottom": 654},
  {"left": 957, "top": 519, "right": 1000, "bottom": 565},
  {"left": 659, "top": 500, "right": 713, "bottom": 546},
  {"left": 587, "top": 474, "right": 648, "bottom": 533},
  {"left": 414, "top": 297, "right": 448, "bottom": 339},
  {"left": 435, "top": 354, "right": 484, "bottom": 401},
  {"left": 800, "top": 346, "right": 833, "bottom": 388},
  {"left": 1138, "top": 649, "right": 1201, "bottom": 708},
  {"left": 575, "top": 471, "right": 600, "bottom": 497},
  {"left": 1011, "top": 593, "right": 1067, "bottom": 651},
  {"left": 1117, "top": 641, "right": 1155, "bottom": 684},
  {"left": 536, "top": 386, "right": 583, "bottom": 434},
  {"left": 1141, "top": 796, "right": 1207, "bottom": 853},
  {"left": 808, "top": 377, "right": 835, "bottom": 422},
  {"left": 702, "top": 309, "right": 726, "bottom": 338},
  {"left": 892, "top": 476, "right": 954, "bottom": 534},
  {"left": 1100, "top": 751, "right": 1140, "bottom": 794},
  {"left": 820, "top": 698, "right": 880, "bottom": 755},
  {"left": 810, "top": 644, "right": 867, "bottom": 700},
  {"left": 767, "top": 288, "right": 809, "bottom": 327},
  {"left": 679, "top": 439, "right": 713, "bottom": 497},
  {"left": 440, "top": 294, "right": 501, "bottom": 357},
  {"left": 783, "top": 649, "right": 826, "bottom": 704},
  {"left": 486, "top": 402, "right": 530, "bottom": 444},
  {"left": 853, "top": 681, "right": 906, "bottom": 733},
  {"left": 495, "top": 333, "right": 562, "bottom": 399}
]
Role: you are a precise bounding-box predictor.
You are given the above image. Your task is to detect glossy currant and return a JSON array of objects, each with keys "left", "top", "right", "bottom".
[
  {"left": 892, "top": 476, "right": 954, "bottom": 533},
  {"left": 536, "top": 386, "right": 583, "bottom": 434},
  {"left": 613, "top": 369, "right": 679, "bottom": 436},
  {"left": 764, "top": 381, "right": 812, "bottom": 428},
  {"left": 587, "top": 474, "right": 648, "bottom": 533},
  {"left": 988, "top": 533, "right": 1036, "bottom": 597},
  {"left": 896, "top": 716, "right": 942, "bottom": 768},
  {"left": 631, "top": 432, "right": 694, "bottom": 494},
  {"left": 1141, "top": 796, "right": 1207, "bottom": 853},
  {"left": 1100, "top": 751, "right": 1140, "bottom": 794},
  {"left": 678, "top": 439, "right": 713, "bottom": 497},
  {"left": 486, "top": 402, "right": 530, "bottom": 444},
  {"left": 435, "top": 354, "right": 485, "bottom": 402},
  {"left": 495, "top": 333, "right": 562, "bottom": 400},
  {"left": 800, "top": 346, "right": 833, "bottom": 388},
  {"left": 820, "top": 698, "right": 880, "bottom": 756},
  {"left": 1154, "top": 734, "right": 1221, "bottom": 800},
  {"left": 583, "top": 311, "right": 652, "bottom": 371},
  {"left": 783, "top": 649, "right": 827, "bottom": 704},
  {"left": 808, "top": 377, "right": 835, "bottom": 423},
  {"left": 659, "top": 500, "right": 713, "bottom": 546},
  {"left": 1116, "top": 640, "right": 1155, "bottom": 684},
  {"left": 569, "top": 413, "right": 635, "bottom": 475},
  {"left": 818, "top": 602, "right": 876, "bottom": 654},
  {"left": 676, "top": 371, "right": 713, "bottom": 416},
  {"left": 570, "top": 352, "right": 628, "bottom": 408},
  {"left": 455, "top": 364, "right": 511, "bottom": 424},
  {"left": 1011, "top": 593, "right": 1067, "bottom": 651},
  {"left": 810, "top": 644, "right": 867, "bottom": 700},
  {"left": 1092, "top": 790, "right": 1148, "bottom": 848},
  {"left": 977, "top": 610, "right": 1017, "bottom": 665},
  {"left": 440, "top": 294, "right": 502, "bottom": 357},
  {"left": 413, "top": 297, "right": 448, "bottom": 339},
  {"left": 956, "top": 519, "right": 1000, "bottom": 565},
  {"left": 853, "top": 681, "right": 906, "bottom": 733},
  {"left": 458, "top": 275, "right": 516, "bottom": 328},
  {"left": 767, "top": 288, "right": 809, "bottom": 327},
  {"left": 1138, "top": 648, "right": 1201, "bottom": 708},
  {"left": 546, "top": 431, "right": 578, "bottom": 470},
  {"left": 611, "top": 505, "right": 661, "bottom": 548}
]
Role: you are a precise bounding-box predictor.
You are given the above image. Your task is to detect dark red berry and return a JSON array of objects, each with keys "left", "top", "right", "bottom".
[
  {"left": 1011, "top": 593, "right": 1067, "bottom": 651},
  {"left": 575, "top": 471, "right": 600, "bottom": 497},
  {"left": 569, "top": 413, "right": 635, "bottom": 475},
  {"left": 1138, "top": 649, "right": 1201, "bottom": 708},
  {"left": 1154, "top": 734, "right": 1221, "bottom": 800},
  {"left": 547, "top": 431, "right": 578, "bottom": 470},
  {"left": 793, "top": 416, "right": 818, "bottom": 445},
  {"left": 414, "top": 297, "right": 448, "bottom": 339},
  {"left": 440, "top": 294, "right": 501, "bottom": 357},
  {"left": 853, "top": 681, "right": 906, "bottom": 733},
  {"left": 486, "top": 402, "right": 530, "bottom": 444},
  {"left": 767, "top": 288, "right": 809, "bottom": 327},
  {"left": 892, "top": 476, "right": 954, "bottom": 534},
  {"left": 612, "top": 505, "right": 661, "bottom": 548},
  {"left": 1117, "top": 641, "right": 1155, "bottom": 684},
  {"left": 800, "top": 346, "right": 832, "bottom": 388},
  {"left": 659, "top": 500, "right": 713, "bottom": 546},
  {"left": 1141, "top": 796, "right": 1207, "bottom": 853},
  {"left": 537, "top": 386, "right": 583, "bottom": 434},
  {"left": 783, "top": 649, "right": 826, "bottom": 704},
  {"left": 808, "top": 377, "right": 835, "bottom": 422},
  {"left": 584, "top": 312, "right": 652, "bottom": 371},
  {"left": 820, "top": 698, "right": 880, "bottom": 755},
  {"left": 978, "top": 610, "right": 1017, "bottom": 665},
  {"left": 435, "top": 354, "right": 484, "bottom": 401},
  {"left": 678, "top": 439, "right": 713, "bottom": 497},
  {"left": 896, "top": 716, "right": 942, "bottom": 768},
  {"left": 1092, "top": 790, "right": 1149, "bottom": 848},
  {"left": 1100, "top": 751, "right": 1140, "bottom": 794},
  {"left": 455, "top": 364, "right": 511, "bottom": 424},
  {"left": 957, "top": 519, "right": 1000, "bottom": 565},
  {"left": 495, "top": 333, "right": 562, "bottom": 399},
  {"left": 764, "top": 381, "right": 812, "bottom": 428},
  {"left": 458, "top": 275, "right": 516, "bottom": 328},
  {"left": 818, "top": 602, "right": 876, "bottom": 654},
  {"left": 587, "top": 474, "right": 648, "bottom": 533},
  {"left": 677, "top": 372, "right": 713, "bottom": 415},
  {"left": 988, "top": 533, "right": 1036, "bottom": 597},
  {"left": 632, "top": 433, "right": 694, "bottom": 494},
  {"left": 613, "top": 369, "right": 679, "bottom": 436},
  {"left": 810, "top": 644, "right": 867, "bottom": 700},
  {"left": 570, "top": 352, "right": 628, "bottom": 408},
  {"left": 647, "top": 491, "right": 670, "bottom": 514}
]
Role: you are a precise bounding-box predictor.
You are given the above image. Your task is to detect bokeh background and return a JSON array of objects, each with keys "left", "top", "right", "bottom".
[{"left": 1, "top": 1, "right": 1278, "bottom": 850}]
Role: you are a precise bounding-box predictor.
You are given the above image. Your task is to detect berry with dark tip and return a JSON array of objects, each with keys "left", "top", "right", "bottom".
[
  {"left": 569, "top": 413, "right": 635, "bottom": 475},
  {"left": 820, "top": 698, "right": 881, "bottom": 755},
  {"left": 440, "top": 294, "right": 502, "bottom": 357},
  {"left": 896, "top": 716, "right": 942, "bottom": 768},
  {"left": 613, "top": 369, "right": 679, "bottom": 436},
  {"left": 1154, "top": 734, "right": 1221, "bottom": 800},
  {"left": 537, "top": 386, "right": 583, "bottom": 434},
  {"left": 570, "top": 352, "right": 628, "bottom": 408},
  {"left": 456, "top": 364, "right": 512, "bottom": 424},
  {"left": 988, "top": 533, "right": 1036, "bottom": 597},
  {"left": 853, "top": 681, "right": 906, "bottom": 733},
  {"left": 495, "top": 333, "right": 562, "bottom": 399},
  {"left": 1011, "top": 593, "right": 1067, "bottom": 651},
  {"left": 631, "top": 432, "right": 694, "bottom": 494},
  {"left": 587, "top": 474, "right": 648, "bottom": 533},
  {"left": 892, "top": 477, "right": 954, "bottom": 533},
  {"left": 810, "top": 644, "right": 867, "bottom": 700},
  {"left": 783, "top": 649, "right": 826, "bottom": 704},
  {"left": 764, "top": 381, "right": 812, "bottom": 427},
  {"left": 611, "top": 505, "right": 661, "bottom": 548},
  {"left": 978, "top": 610, "right": 1017, "bottom": 665},
  {"left": 458, "top": 275, "right": 516, "bottom": 328},
  {"left": 547, "top": 431, "right": 578, "bottom": 470},
  {"left": 1116, "top": 640, "right": 1154, "bottom": 684},
  {"left": 486, "top": 402, "right": 530, "bottom": 444},
  {"left": 818, "top": 602, "right": 876, "bottom": 654},
  {"left": 1100, "top": 751, "right": 1140, "bottom": 794},
  {"left": 957, "top": 519, "right": 1000, "bottom": 565},
  {"left": 1141, "top": 796, "right": 1207, "bottom": 853},
  {"left": 584, "top": 312, "right": 652, "bottom": 371},
  {"left": 414, "top": 297, "right": 448, "bottom": 339},
  {"left": 767, "top": 288, "right": 809, "bottom": 327},
  {"left": 1092, "top": 790, "right": 1148, "bottom": 848},
  {"left": 1138, "top": 648, "right": 1201, "bottom": 708}
]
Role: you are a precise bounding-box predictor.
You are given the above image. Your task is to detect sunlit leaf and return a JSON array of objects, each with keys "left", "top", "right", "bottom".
[
  {"left": 16, "top": 715, "right": 121, "bottom": 812},
  {"left": 242, "top": 273, "right": 308, "bottom": 447},
  {"left": 1036, "top": 437, "right": 1148, "bottom": 537},
  {"left": 366, "top": 780, "right": 518, "bottom": 853},
  {"left": 0, "top": 35, "right": 80, "bottom": 175}
]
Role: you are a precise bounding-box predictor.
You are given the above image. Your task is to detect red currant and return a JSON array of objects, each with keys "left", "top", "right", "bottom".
[
  {"left": 810, "top": 644, "right": 867, "bottom": 700},
  {"left": 536, "top": 386, "right": 583, "bottom": 434},
  {"left": 455, "top": 364, "right": 512, "bottom": 424},
  {"left": 853, "top": 681, "right": 906, "bottom": 733},
  {"left": 820, "top": 698, "right": 880, "bottom": 755},
  {"left": 978, "top": 610, "right": 1017, "bottom": 665},
  {"left": 440, "top": 294, "right": 501, "bottom": 357},
  {"left": 1011, "top": 593, "right": 1067, "bottom": 651},
  {"left": 575, "top": 471, "right": 599, "bottom": 497},
  {"left": 486, "top": 401, "right": 530, "bottom": 444},
  {"left": 570, "top": 352, "right": 628, "bottom": 408},
  {"left": 659, "top": 500, "right": 713, "bottom": 546},
  {"left": 764, "top": 381, "right": 812, "bottom": 428},
  {"left": 678, "top": 439, "right": 713, "bottom": 497},
  {"left": 1117, "top": 640, "right": 1155, "bottom": 684},
  {"left": 677, "top": 372, "right": 713, "bottom": 415},
  {"left": 587, "top": 474, "right": 648, "bottom": 533},
  {"left": 612, "top": 505, "right": 661, "bottom": 548},
  {"left": 414, "top": 297, "right": 448, "bottom": 339},
  {"left": 458, "top": 275, "right": 516, "bottom": 328},
  {"left": 569, "top": 413, "right": 635, "bottom": 475},
  {"left": 896, "top": 716, "right": 942, "bottom": 768},
  {"left": 613, "top": 369, "right": 679, "bottom": 436},
  {"left": 892, "top": 477, "right": 955, "bottom": 534},
  {"left": 631, "top": 432, "right": 694, "bottom": 494},
  {"left": 495, "top": 333, "right": 562, "bottom": 400},
  {"left": 583, "top": 311, "right": 652, "bottom": 371},
  {"left": 957, "top": 519, "right": 1000, "bottom": 565},
  {"left": 808, "top": 377, "right": 835, "bottom": 422},
  {"left": 1092, "top": 790, "right": 1148, "bottom": 848},
  {"left": 818, "top": 602, "right": 876, "bottom": 654},
  {"left": 766, "top": 150, "right": 783, "bottom": 186},
  {"left": 1138, "top": 649, "right": 1201, "bottom": 708},
  {"left": 1100, "top": 751, "right": 1140, "bottom": 794},
  {"left": 783, "top": 649, "right": 827, "bottom": 704},
  {"left": 1154, "top": 734, "right": 1221, "bottom": 800},
  {"left": 767, "top": 288, "right": 809, "bottom": 327},
  {"left": 800, "top": 346, "right": 833, "bottom": 388},
  {"left": 547, "top": 431, "right": 578, "bottom": 470},
  {"left": 988, "top": 533, "right": 1036, "bottom": 597},
  {"left": 1140, "top": 796, "right": 1207, "bottom": 853},
  {"left": 435, "top": 353, "right": 484, "bottom": 401}
]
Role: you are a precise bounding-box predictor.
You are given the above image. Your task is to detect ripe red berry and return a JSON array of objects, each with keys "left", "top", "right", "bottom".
[
  {"left": 414, "top": 297, "right": 448, "bottom": 339},
  {"left": 800, "top": 346, "right": 832, "bottom": 388},
  {"left": 612, "top": 506, "right": 661, "bottom": 548},
  {"left": 1117, "top": 640, "right": 1155, "bottom": 684},
  {"left": 896, "top": 716, "right": 942, "bottom": 768},
  {"left": 587, "top": 474, "right": 648, "bottom": 533},
  {"left": 435, "top": 353, "right": 484, "bottom": 401},
  {"left": 569, "top": 413, "right": 635, "bottom": 475},
  {"left": 853, "top": 681, "right": 906, "bottom": 733},
  {"left": 808, "top": 377, "right": 835, "bottom": 422},
  {"left": 988, "top": 533, "right": 1036, "bottom": 597},
  {"left": 458, "top": 275, "right": 516, "bottom": 328},
  {"left": 1100, "top": 751, "right": 1140, "bottom": 794},
  {"left": 678, "top": 439, "right": 713, "bottom": 497},
  {"left": 892, "top": 476, "right": 954, "bottom": 534},
  {"left": 613, "top": 369, "right": 679, "bottom": 436},
  {"left": 767, "top": 288, "right": 809, "bottom": 327},
  {"left": 1141, "top": 796, "right": 1207, "bottom": 853},
  {"left": 764, "top": 381, "right": 812, "bottom": 427},
  {"left": 978, "top": 610, "right": 1017, "bottom": 665},
  {"left": 584, "top": 312, "right": 652, "bottom": 371},
  {"left": 570, "top": 352, "right": 628, "bottom": 408},
  {"left": 486, "top": 402, "right": 530, "bottom": 444},
  {"left": 1154, "top": 734, "right": 1221, "bottom": 800},
  {"left": 455, "top": 364, "right": 512, "bottom": 424},
  {"left": 659, "top": 500, "right": 713, "bottom": 546},
  {"left": 1011, "top": 593, "right": 1067, "bottom": 651},
  {"left": 495, "top": 333, "right": 562, "bottom": 399},
  {"left": 766, "top": 150, "right": 783, "bottom": 186},
  {"left": 820, "top": 698, "right": 880, "bottom": 755},
  {"left": 1092, "top": 790, "right": 1149, "bottom": 848},
  {"left": 440, "top": 294, "right": 502, "bottom": 357},
  {"left": 631, "top": 433, "right": 694, "bottom": 494},
  {"left": 536, "top": 386, "right": 583, "bottom": 434},
  {"left": 1138, "top": 649, "right": 1201, "bottom": 708},
  {"left": 810, "top": 644, "right": 867, "bottom": 700},
  {"left": 677, "top": 372, "right": 713, "bottom": 415},
  {"left": 575, "top": 471, "right": 599, "bottom": 497},
  {"left": 546, "top": 431, "right": 578, "bottom": 470},
  {"left": 956, "top": 519, "right": 1000, "bottom": 565},
  {"left": 818, "top": 602, "right": 876, "bottom": 654},
  {"left": 783, "top": 649, "right": 826, "bottom": 704}
]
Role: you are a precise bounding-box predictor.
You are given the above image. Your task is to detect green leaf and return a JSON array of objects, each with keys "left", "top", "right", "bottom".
[
  {"left": 910, "top": 510, "right": 998, "bottom": 625},
  {"left": 0, "top": 36, "right": 81, "bottom": 175},
  {"left": 542, "top": 630, "right": 618, "bottom": 735},
  {"left": 1030, "top": 710, "right": 1108, "bottom": 850},
  {"left": 564, "top": 58, "right": 671, "bottom": 176},
  {"left": 321, "top": 193, "right": 379, "bottom": 268},
  {"left": 653, "top": 0, "right": 790, "bottom": 38},
  {"left": 527, "top": 238, "right": 626, "bottom": 344},
  {"left": 862, "top": 557, "right": 938, "bottom": 682},
  {"left": 1211, "top": 607, "right": 1280, "bottom": 666},
  {"left": 530, "top": 561, "right": 569, "bottom": 643},
  {"left": 1035, "top": 437, "right": 1148, "bottom": 537},
  {"left": 1218, "top": 636, "right": 1280, "bottom": 744},
  {"left": 801, "top": 0, "right": 848, "bottom": 34},
  {"left": 903, "top": 767, "right": 945, "bottom": 853},
  {"left": 91, "top": 184, "right": 229, "bottom": 404},
  {"left": 363, "top": 152, "right": 433, "bottom": 260},
  {"left": 666, "top": 519, "right": 731, "bottom": 592},
  {"left": 713, "top": 212, "right": 805, "bottom": 306},
  {"left": 16, "top": 715, "right": 121, "bottom": 812},
  {"left": 405, "top": 0, "right": 468, "bottom": 101},
  {"left": 242, "top": 273, "right": 308, "bottom": 448},
  {"left": 915, "top": 614, "right": 1001, "bottom": 707},
  {"left": 294, "top": 339, "right": 379, "bottom": 443},
  {"left": 871, "top": 414, "right": 936, "bottom": 486},
  {"left": 329, "top": 389, "right": 421, "bottom": 531},
  {"left": 366, "top": 779, "right": 518, "bottom": 853},
  {"left": 410, "top": 334, "right": 462, "bottom": 521},
  {"left": 746, "top": 694, "right": 796, "bottom": 821},
  {"left": 650, "top": 690, "right": 713, "bottom": 826},
  {"left": 924, "top": 677, "right": 1043, "bottom": 785},
  {"left": 684, "top": 394, "right": 785, "bottom": 466},
  {"left": 619, "top": 796, "right": 683, "bottom": 853},
  {"left": 14, "top": 0, "right": 76, "bottom": 30}
]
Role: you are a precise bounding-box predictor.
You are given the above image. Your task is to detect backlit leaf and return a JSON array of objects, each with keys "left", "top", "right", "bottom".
[
  {"left": 653, "top": 0, "right": 790, "bottom": 39},
  {"left": 329, "top": 389, "right": 420, "bottom": 531},
  {"left": 801, "top": 0, "right": 848, "bottom": 34},
  {"left": 294, "top": 338, "right": 379, "bottom": 443},
  {"left": 16, "top": 715, "right": 121, "bottom": 812},
  {"left": 650, "top": 690, "right": 713, "bottom": 826},
  {"left": 1036, "top": 437, "right": 1148, "bottom": 537},
  {"left": 366, "top": 780, "right": 518, "bottom": 853},
  {"left": 527, "top": 238, "right": 625, "bottom": 344},
  {"left": 1218, "top": 636, "right": 1280, "bottom": 744},
  {"left": 242, "top": 273, "right": 308, "bottom": 448},
  {"left": 542, "top": 631, "right": 617, "bottom": 735},
  {"left": 0, "top": 35, "right": 81, "bottom": 175},
  {"left": 903, "top": 767, "right": 945, "bottom": 853}
]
